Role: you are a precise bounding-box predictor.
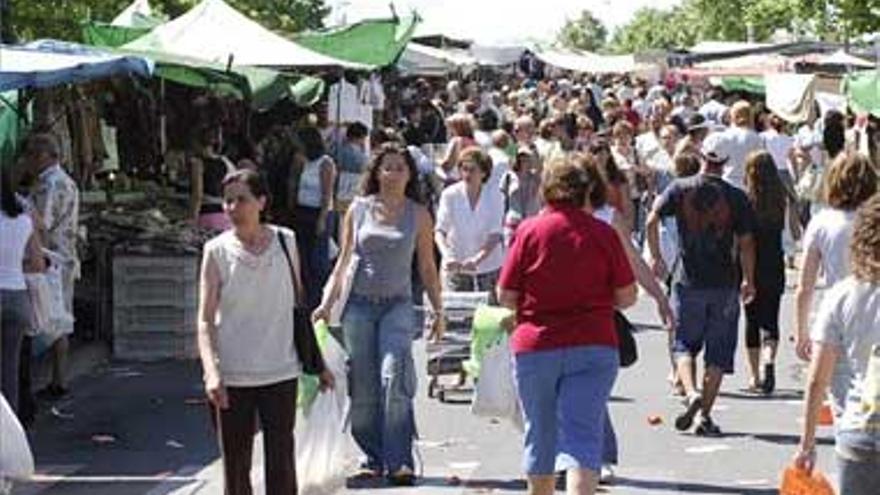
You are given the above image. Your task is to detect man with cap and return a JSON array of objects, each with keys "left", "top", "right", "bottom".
[
  {"left": 646, "top": 146, "right": 757, "bottom": 437},
  {"left": 702, "top": 100, "right": 764, "bottom": 190},
  {"left": 675, "top": 114, "right": 711, "bottom": 158}
]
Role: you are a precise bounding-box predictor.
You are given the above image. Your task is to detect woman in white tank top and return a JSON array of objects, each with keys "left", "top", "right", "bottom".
[
  {"left": 197, "top": 169, "right": 333, "bottom": 495},
  {"left": 1, "top": 168, "right": 45, "bottom": 416}
]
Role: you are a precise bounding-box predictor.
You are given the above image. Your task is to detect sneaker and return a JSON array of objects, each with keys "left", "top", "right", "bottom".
[
  {"left": 674, "top": 395, "right": 703, "bottom": 431},
  {"left": 694, "top": 416, "right": 723, "bottom": 437},
  {"left": 388, "top": 466, "right": 416, "bottom": 486},
  {"left": 599, "top": 464, "right": 616, "bottom": 485}
]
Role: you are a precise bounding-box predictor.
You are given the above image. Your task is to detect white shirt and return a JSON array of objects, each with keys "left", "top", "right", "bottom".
[
  {"left": 803, "top": 208, "right": 856, "bottom": 287},
  {"left": 297, "top": 156, "right": 332, "bottom": 209},
  {"left": 811, "top": 277, "right": 880, "bottom": 435},
  {"left": 487, "top": 147, "right": 511, "bottom": 193},
  {"left": 436, "top": 181, "right": 505, "bottom": 274},
  {"left": 761, "top": 129, "right": 795, "bottom": 173},
  {"left": 204, "top": 227, "right": 302, "bottom": 387},
  {"left": 0, "top": 211, "right": 33, "bottom": 290},
  {"left": 705, "top": 126, "right": 764, "bottom": 189}
]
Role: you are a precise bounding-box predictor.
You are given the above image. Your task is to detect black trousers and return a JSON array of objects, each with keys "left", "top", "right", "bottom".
[
  {"left": 745, "top": 290, "right": 782, "bottom": 349},
  {"left": 214, "top": 379, "right": 298, "bottom": 495}
]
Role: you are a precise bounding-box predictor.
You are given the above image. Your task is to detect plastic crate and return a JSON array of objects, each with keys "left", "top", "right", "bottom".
[
  {"left": 113, "top": 304, "right": 197, "bottom": 335},
  {"left": 113, "top": 331, "right": 198, "bottom": 361},
  {"left": 113, "top": 255, "right": 199, "bottom": 308}
]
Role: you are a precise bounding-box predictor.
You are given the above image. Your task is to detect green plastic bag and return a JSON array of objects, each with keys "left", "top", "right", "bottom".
[
  {"left": 464, "top": 306, "right": 514, "bottom": 378},
  {"left": 297, "top": 320, "right": 332, "bottom": 411}
]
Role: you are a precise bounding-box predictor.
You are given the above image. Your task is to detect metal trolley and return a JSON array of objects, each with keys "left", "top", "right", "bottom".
[{"left": 425, "top": 291, "right": 490, "bottom": 402}]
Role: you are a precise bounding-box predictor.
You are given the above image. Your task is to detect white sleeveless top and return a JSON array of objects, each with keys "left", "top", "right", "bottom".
[
  {"left": 0, "top": 212, "right": 33, "bottom": 290},
  {"left": 297, "top": 156, "right": 331, "bottom": 209},
  {"left": 203, "top": 226, "right": 301, "bottom": 387}
]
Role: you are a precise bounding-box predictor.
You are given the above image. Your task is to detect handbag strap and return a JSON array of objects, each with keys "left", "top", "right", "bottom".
[{"left": 276, "top": 229, "right": 305, "bottom": 309}]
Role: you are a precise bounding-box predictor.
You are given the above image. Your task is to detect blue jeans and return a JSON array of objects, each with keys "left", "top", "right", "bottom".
[
  {"left": 514, "top": 345, "right": 618, "bottom": 475},
  {"left": 342, "top": 295, "right": 417, "bottom": 473},
  {"left": 603, "top": 407, "right": 618, "bottom": 465}
]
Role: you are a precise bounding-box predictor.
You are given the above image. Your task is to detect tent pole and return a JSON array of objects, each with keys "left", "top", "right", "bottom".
[{"left": 159, "top": 78, "right": 167, "bottom": 159}]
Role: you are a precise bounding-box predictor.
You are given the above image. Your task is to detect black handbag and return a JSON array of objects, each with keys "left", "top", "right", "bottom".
[
  {"left": 614, "top": 311, "right": 638, "bottom": 368},
  {"left": 277, "top": 230, "right": 326, "bottom": 375}
]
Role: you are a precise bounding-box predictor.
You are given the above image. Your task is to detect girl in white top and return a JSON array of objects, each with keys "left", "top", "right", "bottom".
[
  {"left": 1, "top": 168, "right": 45, "bottom": 414},
  {"left": 795, "top": 152, "right": 877, "bottom": 362},
  {"left": 198, "top": 169, "right": 333, "bottom": 495},
  {"left": 294, "top": 126, "right": 337, "bottom": 310},
  {"left": 435, "top": 147, "right": 505, "bottom": 296}
]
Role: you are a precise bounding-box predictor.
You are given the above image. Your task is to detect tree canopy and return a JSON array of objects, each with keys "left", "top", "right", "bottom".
[
  {"left": 4, "top": 0, "right": 330, "bottom": 43},
  {"left": 556, "top": 10, "right": 608, "bottom": 53},
  {"left": 556, "top": 0, "right": 880, "bottom": 54}
]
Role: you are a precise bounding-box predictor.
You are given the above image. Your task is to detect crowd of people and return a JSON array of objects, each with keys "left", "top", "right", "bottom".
[{"left": 3, "top": 71, "right": 880, "bottom": 495}]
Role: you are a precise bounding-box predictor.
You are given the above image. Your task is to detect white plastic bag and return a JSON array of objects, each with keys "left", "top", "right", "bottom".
[
  {"left": 33, "top": 251, "right": 74, "bottom": 346},
  {"left": 296, "top": 335, "right": 354, "bottom": 495},
  {"left": 471, "top": 336, "right": 524, "bottom": 431},
  {"left": 24, "top": 273, "right": 51, "bottom": 335},
  {"left": 0, "top": 394, "right": 34, "bottom": 480}
]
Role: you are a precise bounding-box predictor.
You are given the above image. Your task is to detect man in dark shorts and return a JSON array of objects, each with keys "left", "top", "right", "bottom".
[{"left": 646, "top": 148, "right": 757, "bottom": 436}]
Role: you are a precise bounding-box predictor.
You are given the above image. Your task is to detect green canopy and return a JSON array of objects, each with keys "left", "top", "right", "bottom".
[
  {"left": 843, "top": 71, "right": 880, "bottom": 118},
  {"left": 0, "top": 92, "right": 31, "bottom": 171},
  {"left": 82, "top": 22, "right": 152, "bottom": 48},
  {"left": 124, "top": 49, "right": 325, "bottom": 109},
  {"left": 294, "top": 15, "right": 419, "bottom": 68},
  {"left": 80, "top": 22, "right": 324, "bottom": 108},
  {"left": 715, "top": 76, "right": 765, "bottom": 95}
]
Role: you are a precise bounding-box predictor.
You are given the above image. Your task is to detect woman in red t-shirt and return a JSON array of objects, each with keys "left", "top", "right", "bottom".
[{"left": 498, "top": 159, "right": 637, "bottom": 495}]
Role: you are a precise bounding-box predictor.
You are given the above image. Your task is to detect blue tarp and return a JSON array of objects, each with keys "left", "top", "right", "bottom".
[{"left": 0, "top": 40, "right": 154, "bottom": 91}]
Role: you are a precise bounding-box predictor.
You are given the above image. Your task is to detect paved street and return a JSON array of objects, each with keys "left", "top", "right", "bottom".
[{"left": 11, "top": 278, "right": 836, "bottom": 494}]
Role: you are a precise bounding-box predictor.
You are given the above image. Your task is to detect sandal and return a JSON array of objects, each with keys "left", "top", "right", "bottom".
[
  {"left": 351, "top": 464, "right": 383, "bottom": 480},
  {"left": 694, "top": 416, "right": 723, "bottom": 437},
  {"left": 675, "top": 395, "right": 702, "bottom": 431},
  {"left": 388, "top": 466, "right": 416, "bottom": 486}
]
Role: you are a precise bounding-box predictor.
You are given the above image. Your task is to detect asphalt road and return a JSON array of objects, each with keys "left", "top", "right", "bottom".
[{"left": 11, "top": 278, "right": 837, "bottom": 494}]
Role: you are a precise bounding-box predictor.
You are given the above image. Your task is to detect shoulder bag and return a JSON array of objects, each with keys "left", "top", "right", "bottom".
[{"left": 277, "top": 230, "right": 326, "bottom": 375}]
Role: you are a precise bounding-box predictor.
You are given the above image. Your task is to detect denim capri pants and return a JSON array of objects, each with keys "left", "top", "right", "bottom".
[{"left": 513, "top": 345, "right": 618, "bottom": 475}]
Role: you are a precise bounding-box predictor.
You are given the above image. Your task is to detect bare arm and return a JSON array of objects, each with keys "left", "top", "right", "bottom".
[
  {"left": 795, "top": 245, "right": 821, "bottom": 360},
  {"left": 23, "top": 230, "right": 47, "bottom": 273},
  {"left": 317, "top": 158, "right": 337, "bottom": 235},
  {"left": 796, "top": 342, "right": 838, "bottom": 471},
  {"left": 189, "top": 157, "right": 204, "bottom": 222},
  {"left": 416, "top": 206, "right": 443, "bottom": 315},
  {"left": 614, "top": 283, "right": 638, "bottom": 309},
  {"left": 646, "top": 209, "right": 666, "bottom": 278},
  {"left": 738, "top": 233, "right": 757, "bottom": 303},
  {"left": 314, "top": 204, "right": 356, "bottom": 319},
  {"left": 498, "top": 288, "right": 519, "bottom": 311},
  {"left": 197, "top": 252, "right": 225, "bottom": 407}
]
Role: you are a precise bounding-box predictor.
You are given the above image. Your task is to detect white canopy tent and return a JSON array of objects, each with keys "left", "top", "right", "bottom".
[
  {"left": 111, "top": 0, "right": 156, "bottom": 27},
  {"left": 533, "top": 48, "right": 646, "bottom": 74},
  {"left": 816, "top": 49, "right": 874, "bottom": 68},
  {"left": 398, "top": 42, "right": 476, "bottom": 76},
  {"left": 124, "top": 0, "right": 366, "bottom": 68},
  {"left": 469, "top": 44, "right": 526, "bottom": 66}
]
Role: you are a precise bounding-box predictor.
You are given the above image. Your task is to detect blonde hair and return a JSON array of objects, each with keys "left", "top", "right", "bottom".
[
  {"left": 824, "top": 152, "right": 878, "bottom": 210},
  {"left": 730, "top": 100, "right": 752, "bottom": 127},
  {"left": 446, "top": 113, "right": 475, "bottom": 139}
]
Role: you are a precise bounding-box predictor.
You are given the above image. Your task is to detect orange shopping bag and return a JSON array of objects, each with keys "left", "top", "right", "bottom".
[{"left": 780, "top": 466, "right": 835, "bottom": 495}]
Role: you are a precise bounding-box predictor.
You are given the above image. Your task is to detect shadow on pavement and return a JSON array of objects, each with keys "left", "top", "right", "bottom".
[
  {"left": 614, "top": 476, "right": 776, "bottom": 494},
  {"left": 746, "top": 432, "right": 834, "bottom": 447},
  {"left": 718, "top": 389, "right": 803, "bottom": 401},
  {"left": 22, "top": 361, "right": 217, "bottom": 482}
]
